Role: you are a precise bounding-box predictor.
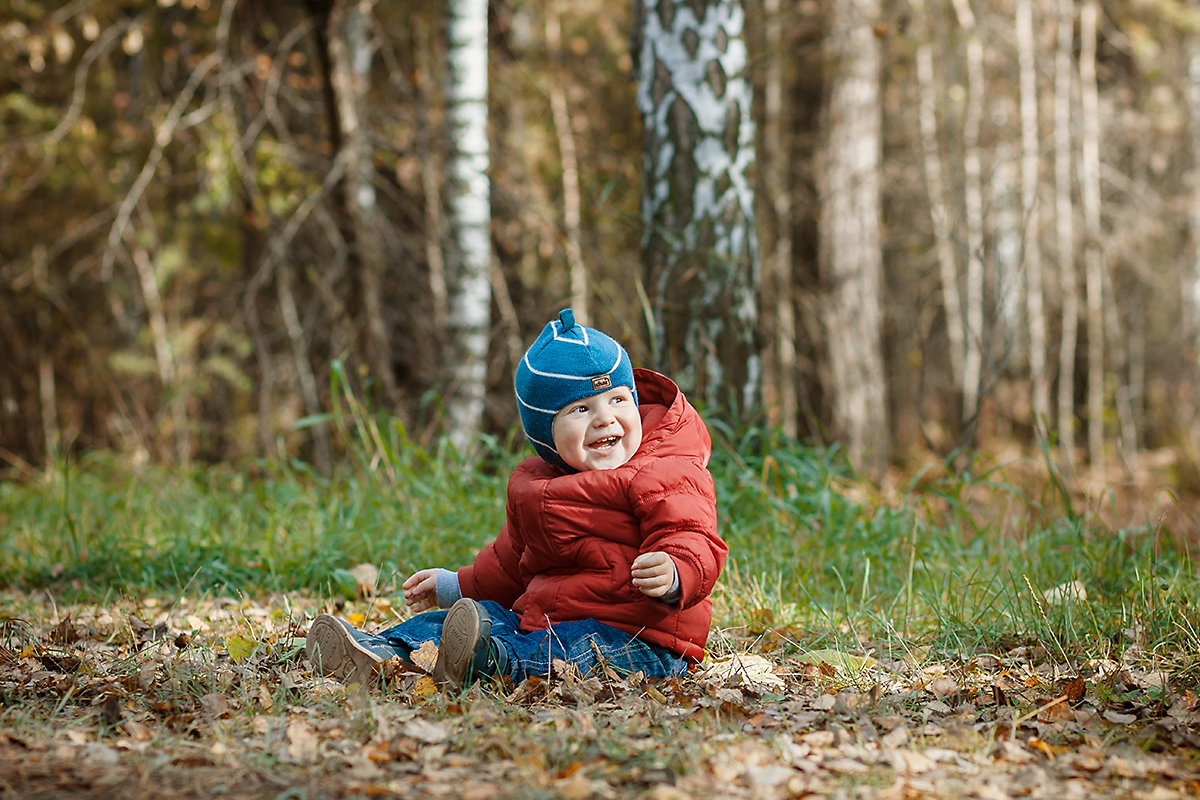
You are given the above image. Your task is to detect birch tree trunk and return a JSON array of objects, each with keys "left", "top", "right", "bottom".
[
  {"left": 329, "top": 0, "right": 397, "bottom": 404},
  {"left": 1079, "top": 0, "right": 1104, "bottom": 467},
  {"left": 1055, "top": 0, "right": 1078, "bottom": 462},
  {"left": 1017, "top": 0, "right": 1049, "bottom": 437},
  {"left": 993, "top": 142, "right": 1022, "bottom": 381},
  {"left": 951, "top": 0, "right": 987, "bottom": 437},
  {"left": 818, "top": 0, "right": 888, "bottom": 479},
  {"left": 443, "top": 0, "right": 492, "bottom": 453},
  {"left": 635, "top": 0, "right": 761, "bottom": 416}
]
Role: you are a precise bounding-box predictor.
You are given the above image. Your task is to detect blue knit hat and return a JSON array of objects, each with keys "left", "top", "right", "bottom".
[{"left": 515, "top": 309, "right": 637, "bottom": 472}]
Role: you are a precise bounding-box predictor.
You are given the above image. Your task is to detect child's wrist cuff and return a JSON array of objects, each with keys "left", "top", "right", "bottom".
[
  {"left": 660, "top": 566, "right": 682, "bottom": 604},
  {"left": 435, "top": 569, "right": 463, "bottom": 607}
]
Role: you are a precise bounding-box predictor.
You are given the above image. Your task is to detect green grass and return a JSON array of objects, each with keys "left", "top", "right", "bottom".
[{"left": 2, "top": 419, "right": 1197, "bottom": 679}]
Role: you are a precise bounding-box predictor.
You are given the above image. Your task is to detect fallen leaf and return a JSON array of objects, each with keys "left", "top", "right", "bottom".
[
  {"left": 49, "top": 617, "right": 81, "bottom": 645},
  {"left": 402, "top": 718, "right": 449, "bottom": 743},
  {"left": 200, "top": 693, "right": 229, "bottom": 718},
  {"left": 409, "top": 675, "right": 438, "bottom": 702},
  {"left": 744, "top": 763, "right": 795, "bottom": 787},
  {"left": 287, "top": 720, "right": 320, "bottom": 763},
  {"left": 1059, "top": 676, "right": 1086, "bottom": 704},
  {"left": 128, "top": 615, "right": 168, "bottom": 644},
  {"left": 1103, "top": 710, "right": 1138, "bottom": 725},
  {"left": 410, "top": 640, "right": 439, "bottom": 673},
  {"left": 460, "top": 782, "right": 503, "bottom": 800},
  {"left": 1037, "top": 697, "right": 1074, "bottom": 723},
  {"left": 824, "top": 758, "right": 870, "bottom": 774},
  {"left": 1028, "top": 738, "right": 1057, "bottom": 760},
  {"left": 225, "top": 634, "right": 258, "bottom": 662},
  {"left": 698, "top": 653, "right": 785, "bottom": 692},
  {"left": 881, "top": 725, "right": 910, "bottom": 748},
  {"left": 796, "top": 648, "right": 877, "bottom": 673},
  {"left": 889, "top": 748, "right": 937, "bottom": 774},
  {"left": 348, "top": 563, "right": 380, "bottom": 597},
  {"left": 812, "top": 694, "right": 836, "bottom": 711},
  {"left": 79, "top": 743, "right": 120, "bottom": 766},
  {"left": 122, "top": 719, "right": 151, "bottom": 742}
]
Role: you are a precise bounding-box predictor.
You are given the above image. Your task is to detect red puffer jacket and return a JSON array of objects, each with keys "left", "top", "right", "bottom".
[{"left": 456, "top": 369, "right": 725, "bottom": 661}]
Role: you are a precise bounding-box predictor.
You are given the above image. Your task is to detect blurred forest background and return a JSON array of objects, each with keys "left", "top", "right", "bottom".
[{"left": 4, "top": 0, "right": 1200, "bottom": 506}]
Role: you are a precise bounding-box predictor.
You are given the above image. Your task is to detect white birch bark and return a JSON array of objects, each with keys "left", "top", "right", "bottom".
[
  {"left": 1055, "top": 0, "right": 1077, "bottom": 461},
  {"left": 951, "top": 0, "right": 986, "bottom": 431},
  {"left": 1017, "top": 0, "right": 1049, "bottom": 436},
  {"left": 911, "top": 0, "right": 965, "bottom": 397},
  {"left": 1079, "top": 0, "right": 1104, "bottom": 467},
  {"left": 818, "top": 0, "right": 888, "bottom": 478},
  {"left": 636, "top": 0, "right": 760, "bottom": 414},
  {"left": 443, "top": 0, "right": 491, "bottom": 453},
  {"left": 993, "top": 142, "right": 1023, "bottom": 375}
]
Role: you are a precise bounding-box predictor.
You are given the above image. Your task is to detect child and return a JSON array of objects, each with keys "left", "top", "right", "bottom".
[{"left": 307, "top": 309, "right": 726, "bottom": 691}]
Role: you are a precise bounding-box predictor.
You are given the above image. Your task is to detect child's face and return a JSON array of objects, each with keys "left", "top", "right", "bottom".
[{"left": 551, "top": 386, "right": 642, "bottom": 472}]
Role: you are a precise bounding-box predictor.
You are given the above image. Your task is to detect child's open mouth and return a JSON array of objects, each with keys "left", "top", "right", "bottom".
[{"left": 588, "top": 435, "right": 620, "bottom": 451}]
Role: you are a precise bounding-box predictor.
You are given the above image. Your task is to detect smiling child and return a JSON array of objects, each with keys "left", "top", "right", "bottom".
[{"left": 307, "top": 309, "right": 726, "bottom": 691}]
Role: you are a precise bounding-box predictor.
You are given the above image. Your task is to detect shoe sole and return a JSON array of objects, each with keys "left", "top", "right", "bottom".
[
  {"left": 432, "top": 599, "right": 490, "bottom": 691},
  {"left": 306, "top": 613, "right": 383, "bottom": 686}
]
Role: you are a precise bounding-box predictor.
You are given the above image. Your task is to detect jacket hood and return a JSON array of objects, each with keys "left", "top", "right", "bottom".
[{"left": 628, "top": 368, "right": 711, "bottom": 469}]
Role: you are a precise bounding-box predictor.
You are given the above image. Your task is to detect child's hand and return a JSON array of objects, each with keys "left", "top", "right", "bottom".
[
  {"left": 631, "top": 551, "right": 677, "bottom": 598},
  {"left": 402, "top": 569, "right": 440, "bottom": 613}
]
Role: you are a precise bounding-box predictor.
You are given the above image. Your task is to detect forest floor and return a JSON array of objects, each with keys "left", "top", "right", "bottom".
[{"left": 1, "top": 590, "right": 1197, "bottom": 800}]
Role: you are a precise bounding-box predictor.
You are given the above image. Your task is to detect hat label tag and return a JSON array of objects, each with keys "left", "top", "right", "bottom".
[{"left": 591, "top": 375, "right": 612, "bottom": 390}]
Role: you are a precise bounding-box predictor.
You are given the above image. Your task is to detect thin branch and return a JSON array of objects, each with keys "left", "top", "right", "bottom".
[{"left": 99, "top": 52, "right": 221, "bottom": 281}]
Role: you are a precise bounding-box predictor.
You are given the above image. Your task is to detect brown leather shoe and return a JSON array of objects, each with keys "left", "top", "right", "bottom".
[
  {"left": 432, "top": 599, "right": 493, "bottom": 692},
  {"left": 306, "top": 613, "right": 383, "bottom": 686}
]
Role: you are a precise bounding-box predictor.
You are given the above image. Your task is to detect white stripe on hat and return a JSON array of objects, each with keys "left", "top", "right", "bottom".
[
  {"left": 524, "top": 433, "right": 559, "bottom": 454},
  {"left": 520, "top": 349, "right": 625, "bottom": 381},
  {"left": 550, "top": 319, "right": 590, "bottom": 345},
  {"left": 515, "top": 392, "right": 561, "bottom": 416}
]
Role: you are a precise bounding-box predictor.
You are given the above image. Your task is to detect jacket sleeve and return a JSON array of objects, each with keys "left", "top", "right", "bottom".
[{"left": 631, "top": 459, "right": 726, "bottom": 610}]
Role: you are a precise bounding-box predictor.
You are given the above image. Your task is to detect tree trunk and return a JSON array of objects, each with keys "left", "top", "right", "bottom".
[
  {"left": 329, "top": 0, "right": 396, "bottom": 405},
  {"left": 635, "top": 0, "right": 761, "bottom": 416},
  {"left": 1188, "top": 38, "right": 1200, "bottom": 361},
  {"left": 1189, "top": 35, "right": 1200, "bottom": 458},
  {"left": 818, "top": 0, "right": 888, "bottom": 479},
  {"left": 545, "top": 3, "right": 590, "bottom": 323},
  {"left": 754, "top": 0, "right": 797, "bottom": 437},
  {"left": 1017, "top": 0, "right": 1049, "bottom": 437},
  {"left": 443, "top": 0, "right": 492, "bottom": 454},
  {"left": 1055, "top": 0, "right": 1078, "bottom": 463},
  {"left": 1079, "top": 0, "right": 1104, "bottom": 467},
  {"left": 951, "top": 0, "right": 986, "bottom": 439},
  {"left": 912, "top": 0, "right": 964, "bottom": 403}
]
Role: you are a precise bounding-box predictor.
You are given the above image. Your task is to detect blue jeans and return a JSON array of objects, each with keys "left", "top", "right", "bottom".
[{"left": 342, "top": 601, "right": 687, "bottom": 681}]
